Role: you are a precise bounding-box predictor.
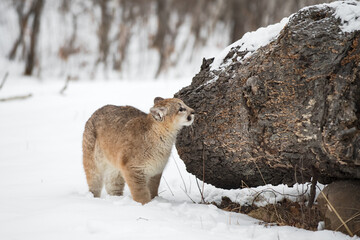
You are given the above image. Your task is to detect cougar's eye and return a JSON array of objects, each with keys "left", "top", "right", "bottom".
[{"left": 179, "top": 107, "right": 186, "bottom": 112}]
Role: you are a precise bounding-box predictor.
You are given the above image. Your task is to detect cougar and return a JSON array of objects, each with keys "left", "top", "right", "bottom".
[{"left": 82, "top": 97, "right": 194, "bottom": 204}]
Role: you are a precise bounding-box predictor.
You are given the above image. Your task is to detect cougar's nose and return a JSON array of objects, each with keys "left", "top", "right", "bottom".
[{"left": 187, "top": 110, "right": 195, "bottom": 121}]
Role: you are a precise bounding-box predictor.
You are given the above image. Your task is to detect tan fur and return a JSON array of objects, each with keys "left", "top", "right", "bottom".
[{"left": 82, "top": 97, "right": 194, "bottom": 204}]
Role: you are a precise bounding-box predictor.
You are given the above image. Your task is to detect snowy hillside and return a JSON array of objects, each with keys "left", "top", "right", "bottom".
[{"left": 0, "top": 78, "right": 356, "bottom": 240}]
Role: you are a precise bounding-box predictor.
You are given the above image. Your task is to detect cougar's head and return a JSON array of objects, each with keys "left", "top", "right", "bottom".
[{"left": 150, "top": 97, "right": 195, "bottom": 127}]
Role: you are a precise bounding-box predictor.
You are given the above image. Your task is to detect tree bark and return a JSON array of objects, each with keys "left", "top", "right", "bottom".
[
  {"left": 95, "top": 0, "right": 113, "bottom": 67},
  {"left": 24, "top": 0, "right": 44, "bottom": 76},
  {"left": 175, "top": 3, "right": 360, "bottom": 189},
  {"left": 8, "top": 0, "right": 30, "bottom": 60}
]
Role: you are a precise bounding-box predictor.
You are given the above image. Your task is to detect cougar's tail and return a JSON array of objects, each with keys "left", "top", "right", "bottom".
[{"left": 82, "top": 118, "right": 97, "bottom": 184}]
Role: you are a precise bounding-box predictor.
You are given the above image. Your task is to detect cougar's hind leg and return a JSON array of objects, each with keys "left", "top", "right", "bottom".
[
  {"left": 85, "top": 169, "right": 103, "bottom": 198},
  {"left": 83, "top": 144, "right": 104, "bottom": 197},
  {"left": 82, "top": 120, "right": 104, "bottom": 197},
  {"left": 83, "top": 153, "right": 104, "bottom": 197},
  {"left": 105, "top": 167, "right": 125, "bottom": 196}
]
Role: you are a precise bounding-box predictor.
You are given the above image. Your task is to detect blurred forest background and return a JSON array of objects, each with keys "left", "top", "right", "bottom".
[{"left": 0, "top": 0, "right": 333, "bottom": 80}]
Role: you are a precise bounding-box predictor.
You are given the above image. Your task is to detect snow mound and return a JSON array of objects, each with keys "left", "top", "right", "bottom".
[
  {"left": 302, "top": 0, "right": 360, "bottom": 33},
  {"left": 210, "top": 17, "right": 288, "bottom": 71},
  {"left": 330, "top": 0, "right": 360, "bottom": 33}
]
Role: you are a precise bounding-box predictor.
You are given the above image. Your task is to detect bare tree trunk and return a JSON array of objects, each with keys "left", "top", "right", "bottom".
[
  {"left": 230, "top": 0, "right": 241, "bottom": 43},
  {"left": 8, "top": 0, "right": 29, "bottom": 60},
  {"left": 24, "top": 0, "right": 44, "bottom": 76},
  {"left": 153, "top": 0, "right": 170, "bottom": 78},
  {"left": 95, "top": 0, "right": 112, "bottom": 67}
]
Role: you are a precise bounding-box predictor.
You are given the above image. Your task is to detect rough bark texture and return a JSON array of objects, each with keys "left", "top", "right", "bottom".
[{"left": 175, "top": 5, "right": 360, "bottom": 189}]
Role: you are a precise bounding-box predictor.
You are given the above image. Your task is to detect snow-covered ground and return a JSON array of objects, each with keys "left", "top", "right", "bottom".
[{"left": 0, "top": 77, "right": 356, "bottom": 240}]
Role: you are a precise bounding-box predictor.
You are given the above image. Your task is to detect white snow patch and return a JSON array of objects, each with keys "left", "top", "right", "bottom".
[
  {"left": 201, "top": 74, "right": 219, "bottom": 87},
  {"left": 301, "top": 0, "right": 360, "bottom": 33},
  {"left": 210, "top": 17, "right": 289, "bottom": 71},
  {"left": 331, "top": 0, "right": 360, "bottom": 33}
]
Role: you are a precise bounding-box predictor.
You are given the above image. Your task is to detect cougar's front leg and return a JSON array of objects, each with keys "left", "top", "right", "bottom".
[
  {"left": 148, "top": 173, "right": 162, "bottom": 199},
  {"left": 122, "top": 167, "right": 151, "bottom": 204}
]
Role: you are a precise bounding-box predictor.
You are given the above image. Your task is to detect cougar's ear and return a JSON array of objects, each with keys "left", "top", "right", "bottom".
[
  {"left": 154, "top": 97, "right": 164, "bottom": 104},
  {"left": 150, "top": 107, "right": 167, "bottom": 121}
]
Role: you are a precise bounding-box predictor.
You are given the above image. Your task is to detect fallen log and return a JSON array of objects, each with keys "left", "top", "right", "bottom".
[{"left": 175, "top": 1, "right": 360, "bottom": 189}]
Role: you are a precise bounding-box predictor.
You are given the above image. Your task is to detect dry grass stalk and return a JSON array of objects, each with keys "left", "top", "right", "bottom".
[
  {"left": 334, "top": 212, "right": 360, "bottom": 232},
  {"left": 319, "top": 191, "right": 353, "bottom": 237}
]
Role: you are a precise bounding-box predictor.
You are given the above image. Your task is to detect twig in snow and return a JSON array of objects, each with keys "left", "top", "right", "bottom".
[
  {"left": 60, "top": 76, "right": 71, "bottom": 95},
  {"left": 180, "top": 186, "right": 196, "bottom": 204},
  {"left": 162, "top": 176, "right": 174, "bottom": 196},
  {"left": 251, "top": 184, "right": 310, "bottom": 205},
  {"left": 172, "top": 155, "right": 187, "bottom": 193},
  {"left": 0, "top": 93, "right": 32, "bottom": 102},
  {"left": 0, "top": 72, "right": 9, "bottom": 91},
  {"left": 201, "top": 143, "right": 205, "bottom": 201},
  {"left": 195, "top": 177, "right": 205, "bottom": 203}
]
